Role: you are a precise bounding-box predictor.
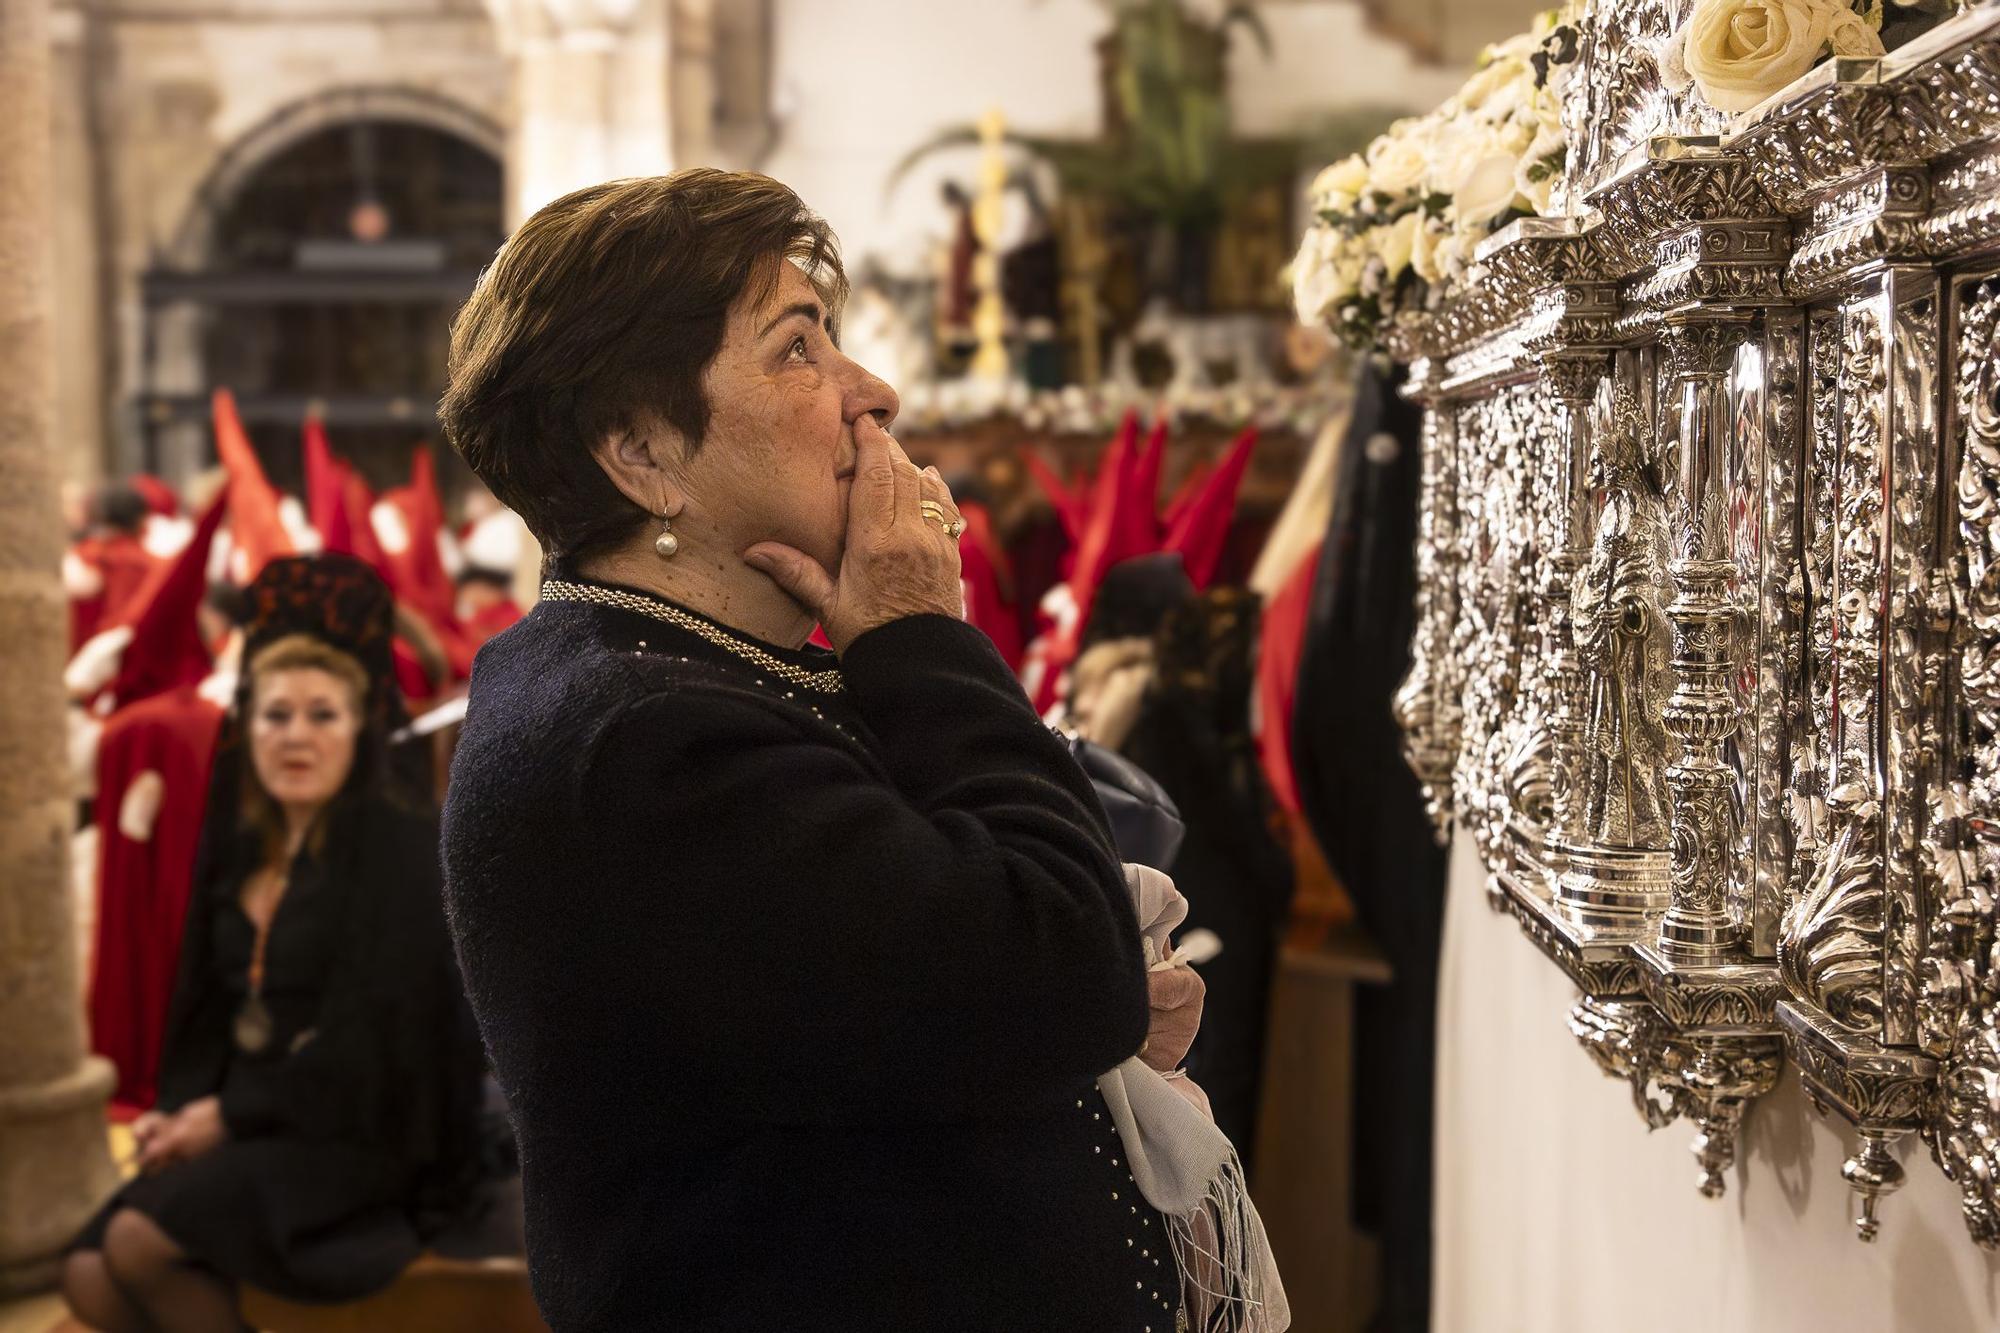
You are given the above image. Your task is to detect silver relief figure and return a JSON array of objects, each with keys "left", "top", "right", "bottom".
[{"left": 1571, "top": 387, "right": 1675, "bottom": 849}]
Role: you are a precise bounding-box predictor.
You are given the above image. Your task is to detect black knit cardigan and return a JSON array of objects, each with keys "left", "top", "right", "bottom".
[{"left": 440, "top": 584, "right": 1172, "bottom": 1332}]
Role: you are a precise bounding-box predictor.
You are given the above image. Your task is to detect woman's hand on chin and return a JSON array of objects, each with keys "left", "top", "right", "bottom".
[{"left": 742, "top": 415, "right": 964, "bottom": 654}]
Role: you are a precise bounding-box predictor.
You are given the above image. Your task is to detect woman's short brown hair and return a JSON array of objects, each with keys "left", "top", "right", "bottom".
[{"left": 439, "top": 169, "right": 848, "bottom": 565}]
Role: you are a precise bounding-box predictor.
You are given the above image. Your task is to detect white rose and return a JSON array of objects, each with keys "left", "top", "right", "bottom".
[
  {"left": 1290, "top": 229, "right": 1343, "bottom": 323},
  {"left": 1459, "top": 56, "right": 1528, "bottom": 115},
  {"left": 1411, "top": 216, "right": 1446, "bottom": 284},
  {"left": 1373, "top": 211, "right": 1422, "bottom": 279},
  {"left": 1455, "top": 151, "right": 1525, "bottom": 230},
  {"left": 1484, "top": 29, "right": 1545, "bottom": 66},
  {"left": 1332, "top": 244, "right": 1367, "bottom": 300},
  {"left": 1826, "top": 8, "right": 1886, "bottom": 58},
  {"left": 1359, "top": 255, "right": 1386, "bottom": 299},
  {"left": 1367, "top": 135, "right": 1430, "bottom": 200},
  {"left": 1312, "top": 155, "right": 1370, "bottom": 207},
  {"left": 1684, "top": 0, "right": 1837, "bottom": 115},
  {"left": 1530, "top": 83, "right": 1564, "bottom": 135},
  {"left": 1657, "top": 27, "right": 1695, "bottom": 93},
  {"left": 1479, "top": 68, "right": 1535, "bottom": 127},
  {"left": 1427, "top": 124, "right": 1504, "bottom": 200},
  {"left": 1433, "top": 231, "right": 1472, "bottom": 285},
  {"left": 1517, "top": 155, "right": 1560, "bottom": 216},
  {"left": 1523, "top": 118, "right": 1565, "bottom": 170}
]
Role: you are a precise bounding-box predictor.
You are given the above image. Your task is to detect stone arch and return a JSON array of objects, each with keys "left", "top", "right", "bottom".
[{"left": 163, "top": 84, "right": 505, "bottom": 270}]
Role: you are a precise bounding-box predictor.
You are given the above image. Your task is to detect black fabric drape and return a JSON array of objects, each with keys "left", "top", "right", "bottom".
[
  {"left": 1120, "top": 587, "right": 1294, "bottom": 1167},
  {"left": 1290, "top": 361, "right": 1448, "bottom": 1333}
]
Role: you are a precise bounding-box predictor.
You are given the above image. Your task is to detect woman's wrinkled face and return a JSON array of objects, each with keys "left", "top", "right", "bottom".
[
  {"left": 671, "top": 259, "right": 899, "bottom": 574},
  {"left": 249, "top": 668, "right": 362, "bottom": 812}
]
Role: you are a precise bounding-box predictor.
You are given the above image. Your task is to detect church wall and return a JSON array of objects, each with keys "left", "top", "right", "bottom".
[
  {"left": 757, "top": 0, "right": 1480, "bottom": 279},
  {"left": 1434, "top": 832, "right": 2000, "bottom": 1332},
  {"left": 53, "top": 0, "right": 1551, "bottom": 480}
]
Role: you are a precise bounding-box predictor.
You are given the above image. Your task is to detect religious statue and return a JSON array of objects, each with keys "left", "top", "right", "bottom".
[{"left": 1569, "top": 385, "right": 1674, "bottom": 849}]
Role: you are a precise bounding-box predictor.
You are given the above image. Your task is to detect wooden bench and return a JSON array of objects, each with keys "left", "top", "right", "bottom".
[{"left": 238, "top": 1254, "right": 547, "bottom": 1333}]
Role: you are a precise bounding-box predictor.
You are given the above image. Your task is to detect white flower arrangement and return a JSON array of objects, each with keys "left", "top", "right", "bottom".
[{"left": 1290, "top": 7, "right": 1575, "bottom": 350}]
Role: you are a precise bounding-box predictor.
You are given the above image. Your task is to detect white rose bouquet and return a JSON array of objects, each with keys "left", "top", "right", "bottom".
[{"left": 1291, "top": 6, "right": 1578, "bottom": 350}]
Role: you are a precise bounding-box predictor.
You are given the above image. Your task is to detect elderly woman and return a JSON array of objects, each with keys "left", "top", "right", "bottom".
[
  {"left": 63, "top": 558, "right": 482, "bottom": 1333},
  {"left": 438, "top": 170, "right": 1199, "bottom": 1331}
]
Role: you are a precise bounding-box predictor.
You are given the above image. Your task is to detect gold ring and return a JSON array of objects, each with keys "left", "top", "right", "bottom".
[{"left": 919, "top": 502, "right": 964, "bottom": 541}]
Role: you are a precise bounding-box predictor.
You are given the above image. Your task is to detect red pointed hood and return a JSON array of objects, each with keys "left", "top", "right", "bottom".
[
  {"left": 1165, "top": 424, "right": 1258, "bottom": 589},
  {"left": 340, "top": 468, "right": 394, "bottom": 587},
  {"left": 954, "top": 500, "right": 1023, "bottom": 670},
  {"left": 212, "top": 389, "right": 294, "bottom": 581},
  {"left": 378, "top": 445, "right": 461, "bottom": 648},
  {"left": 1067, "top": 410, "right": 1157, "bottom": 636},
  {"left": 130, "top": 474, "right": 179, "bottom": 518},
  {"left": 109, "top": 488, "right": 230, "bottom": 709},
  {"left": 305, "top": 416, "right": 391, "bottom": 582},
  {"left": 1132, "top": 416, "right": 1168, "bottom": 537},
  {"left": 1024, "top": 450, "right": 1082, "bottom": 543},
  {"left": 1161, "top": 456, "right": 1210, "bottom": 532},
  {"left": 302, "top": 414, "right": 350, "bottom": 548}
]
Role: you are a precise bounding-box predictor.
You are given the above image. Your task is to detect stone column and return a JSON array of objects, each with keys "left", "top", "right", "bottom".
[
  {"left": 47, "top": 0, "right": 104, "bottom": 491},
  {"left": 0, "top": 0, "right": 117, "bottom": 1295},
  {"left": 668, "top": 0, "right": 717, "bottom": 168},
  {"left": 488, "top": 0, "right": 676, "bottom": 227}
]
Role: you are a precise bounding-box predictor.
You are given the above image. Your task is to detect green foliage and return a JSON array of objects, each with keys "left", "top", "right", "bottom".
[{"left": 888, "top": 0, "right": 1291, "bottom": 227}]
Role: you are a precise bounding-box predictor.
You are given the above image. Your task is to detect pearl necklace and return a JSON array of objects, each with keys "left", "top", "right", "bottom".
[{"left": 540, "top": 579, "right": 846, "bottom": 695}]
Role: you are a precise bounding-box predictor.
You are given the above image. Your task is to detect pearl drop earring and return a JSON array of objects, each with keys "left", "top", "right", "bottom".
[{"left": 654, "top": 510, "right": 679, "bottom": 559}]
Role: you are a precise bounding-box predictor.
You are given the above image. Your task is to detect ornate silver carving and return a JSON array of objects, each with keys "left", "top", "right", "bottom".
[
  {"left": 1782, "top": 303, "right": 1892, "bottom": 1035},
  {"left": 1680, "top": 1034, "right": 1785, "bottom": 1199},
  {"left": 1570, "top": 996, "right": 1690, "bottom": 1129},
  {"left": 1658, "top": 317, "right": 1754, "bottom": 961},
  {"left": 1538, "top": 354, "right": 1610, "bottom": 844},
  {"left": 1395, "top": 361, "right": 1459, "bottom": 840},
  {"left": 1747, "top": 314, "right": 1804, "bottom": 958},
  {"left": 1920, "top": 270, "right": 2000, "bottom": 1249},
  {"left": 1373, "top": 1, "right": 2000, "bottom": 1250}
]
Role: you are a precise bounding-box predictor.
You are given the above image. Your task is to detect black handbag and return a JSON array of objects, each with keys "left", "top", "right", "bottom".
[{"left": 1063, "top": 733, "right": 1185, "bottom": 870}]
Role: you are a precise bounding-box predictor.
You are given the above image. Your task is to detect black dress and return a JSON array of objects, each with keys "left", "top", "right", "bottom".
[
  {"left": 73, "top": 797, "right": 483, "bottom": 1303},
  {"left": 1119, "top": 588, "right": 1294, "bottom": 1169},
  {"left": 441, "top": 580, "right": 1185, "bottom": 1332},
  {"left": 1292, "top": 362, "right": 1448, "bottom": 1333}
]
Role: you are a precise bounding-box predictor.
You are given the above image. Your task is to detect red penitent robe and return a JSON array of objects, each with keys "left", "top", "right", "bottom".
[
  {"left": 1252, "top": 540, "right": 1321, "bottom": 819},
  {"left": 70, "top": 534, "right": 159, "bottom": 651},
  {"left": 956, "top": 502, "right": 1023, "bottom": 670},
  {"left": 88, "top": 686, "right": 225, "bottom": 1111}
]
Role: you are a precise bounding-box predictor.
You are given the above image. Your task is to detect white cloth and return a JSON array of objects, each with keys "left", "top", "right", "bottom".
[{"left": 1098, "top": 863, "right": 1290, "bottom": 1331}]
